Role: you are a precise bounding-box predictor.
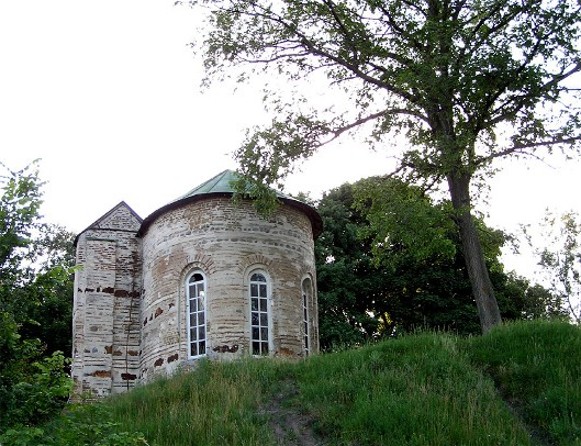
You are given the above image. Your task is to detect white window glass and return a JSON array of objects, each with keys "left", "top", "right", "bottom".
[
  {"left": 250, "top": 272, "right": 269, "bottom": 355},
  {"left": 187, "top": 272, "right": 207, "bottom": 358},
  {"left": 302, "top": 279, "right": 311, "bottom": 356}
]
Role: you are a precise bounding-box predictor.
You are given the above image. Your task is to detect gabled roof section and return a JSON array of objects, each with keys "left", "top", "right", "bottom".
[
  {"left": 75, "top": 201, "right": 143, "bottom": 246},
  {"left": 138, "top": 170, "right": 322, "bottom": 238}
]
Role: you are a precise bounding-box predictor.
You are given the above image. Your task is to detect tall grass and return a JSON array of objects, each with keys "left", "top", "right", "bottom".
[
  {"left": 465, "top": 320, "right": 581, "bottom": 445},
  {"left": 108, "top": 332, "right": 532, "bottom": 445},
  {"left": 292, "top": 334, "right": 531, "bottom": 445},
  {"left": 5, "top": 320, "right": 579, "bottom": 446},
  {"left": 107, "top": 359, "right": 283, "bottom": 446}
]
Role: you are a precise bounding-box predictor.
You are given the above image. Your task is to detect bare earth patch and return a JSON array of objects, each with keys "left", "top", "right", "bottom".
[{"left": 259, "top": 381, "right": 324, "bottom": 446}]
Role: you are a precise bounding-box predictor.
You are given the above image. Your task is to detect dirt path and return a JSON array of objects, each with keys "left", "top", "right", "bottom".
[
  {"left": 502, "top": 397, "right": 552, "bottom": 446},
  {"left": 259, "top": 381, "right": 324, "bottom": 446}
]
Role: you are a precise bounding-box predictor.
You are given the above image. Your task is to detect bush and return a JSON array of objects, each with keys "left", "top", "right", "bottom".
[
  {"left": 0, "top": 404, "right": 148, "bottom": 446},
  {"left": 0, "top": 312, "right": 72, "bottom": 433}
]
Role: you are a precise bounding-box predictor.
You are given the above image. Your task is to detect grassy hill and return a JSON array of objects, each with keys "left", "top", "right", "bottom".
[{"left": 4, "top": 320, "right": 581, "bottom": 445}]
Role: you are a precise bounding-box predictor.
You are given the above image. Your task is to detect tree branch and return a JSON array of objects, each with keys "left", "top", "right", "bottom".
[
  {"left": 477, "top": 135, "right": 581, "bottom": 166},
  {"left": 326, "top": 107, "right": 429, "bottom": 144},
  {"left": 486, "top": 61, "right": 581, "bottom": 129}
]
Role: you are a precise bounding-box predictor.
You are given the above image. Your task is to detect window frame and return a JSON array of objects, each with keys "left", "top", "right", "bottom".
[
  {"left": 248, "top": 270, "right": 272, "bottom": 356},
  {"left": 302, "top": 277, "right": 312, "bottom": 356},
  {"left": 186, "top": 271, "right": 207, "bottom": 359}
]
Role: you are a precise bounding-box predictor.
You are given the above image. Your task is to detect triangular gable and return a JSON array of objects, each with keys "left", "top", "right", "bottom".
[{"left": 75, "top": 201, "right": 143, "bottom": 245}]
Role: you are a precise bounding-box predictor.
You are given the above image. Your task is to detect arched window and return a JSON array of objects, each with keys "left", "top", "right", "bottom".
[
  {"left": 249, "top": 271, "right": 270, "bottom": 356},
  {"left": 302, "top": 278, "right": 312, "bottom": 356},
  {"left": 187, "top": 272, "right": 206, "bottom": 358}
]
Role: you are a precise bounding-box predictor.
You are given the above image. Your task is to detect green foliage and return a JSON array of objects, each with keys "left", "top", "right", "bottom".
[
  {"left": 465, "top": 320, "right": 581, "bottom": 445},
  {"left": 0, "top": 404, "right": 148, "bottom": 446},
  {"left": 491, "top": 270, "right": 568, "bottom": 322},
  {"left": 231, "top": 113, "right": 329, "bottom": 212},
  {"left": 230, "top": 174, "right": 280, "bottom": 217},
  {"left": 0, "top": 161, "right": 44, "bottom": 319},
  {"left": 0, "top": 161, "right": 75, "bottom": 340},
  {"left": 525, "top": 211, "right": 581, "bottom": 323},
  {"left": 19, "top": 262, "right": 75, "bottom": 356},
  {"left": 193, "top": 0, "right": 581, "bottom": 159},
  {"left": 315, "top": 177, "right": 557, "bottom": 349},
  {"left": 315, "top": 182, "right": 381, "bottom": 348},
  {"left": 0, "top": 161, "right": 74, "bottom": 433},
  {"left": 0, "top": 317, "right": 72, "bottom": 431},
  {"left": 354, "top": 176, "right": 456, "bottom": 269}
]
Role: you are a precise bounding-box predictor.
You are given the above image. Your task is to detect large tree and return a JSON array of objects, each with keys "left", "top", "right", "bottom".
[
  {"left": 316, "top": 178, "right": 562, "bottom": 349},
  {"left": 189, "top": 0, "right": 581, "bottom": 332}
]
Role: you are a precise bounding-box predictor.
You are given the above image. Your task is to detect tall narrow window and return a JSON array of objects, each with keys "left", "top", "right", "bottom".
[
  {"left": 250, "top": 272, "right": 270, "bottom": 355},
  {"left": 302, "top": 278, "right": 312, "bottom": 356},
  {"left": 187, "top": 272, "right": 206, "bottom": 358}
]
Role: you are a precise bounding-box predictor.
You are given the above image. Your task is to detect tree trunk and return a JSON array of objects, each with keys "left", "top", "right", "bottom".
[{"left": 447, "top": 171, "right": 502, "bottom": 333}]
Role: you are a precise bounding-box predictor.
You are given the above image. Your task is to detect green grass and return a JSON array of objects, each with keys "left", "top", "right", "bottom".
[
  {"left": 106, "top": 359, "right": 281, "bottom": 446},
  {"left": 4, "top": 320, "right": 580, "bottom": 445},
  {"left": 292, "top": 334, "right": 530, "bottom": 445},
  {"left": 465, "top": 320, "right": 581, "bottom": 446}
]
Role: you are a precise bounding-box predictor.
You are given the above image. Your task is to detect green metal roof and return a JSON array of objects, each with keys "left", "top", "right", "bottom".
[
  {"left": 178, "top": 169, "right": 290, "bottom": 200},
  {"left": 138, "top": 169, "right": 322, "bottom": 237},
  {"left": 179, "top": 169, "right": 239, "bottom": 198}
]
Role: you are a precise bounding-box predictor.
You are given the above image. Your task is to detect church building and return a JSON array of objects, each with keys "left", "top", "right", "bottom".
[{"left": 71, "top": 170, "right": 321, "bottom": 397}]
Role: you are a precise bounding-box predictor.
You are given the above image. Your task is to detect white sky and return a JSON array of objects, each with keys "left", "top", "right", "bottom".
[{"left": 1, "top": 1, "right": 580, "bottom": 282}]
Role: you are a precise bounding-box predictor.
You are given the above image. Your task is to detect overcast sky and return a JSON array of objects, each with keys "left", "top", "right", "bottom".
[{"left": 1, "top": 1, "right": 579, "bottom": 280}]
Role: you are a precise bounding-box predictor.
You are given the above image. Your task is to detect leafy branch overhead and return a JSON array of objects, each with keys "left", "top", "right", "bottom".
[
  {"left": 189, "top": 0, "right": 581, "bottom": 333},
  {"left": 193, "top": 0, "right": 580, "bottom": 179}
]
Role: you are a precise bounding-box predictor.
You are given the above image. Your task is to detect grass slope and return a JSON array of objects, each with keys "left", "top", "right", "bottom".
[
  {"left": 466, "top": 321, "right": 581, "bottom": 445},
  {"left": 4, "top": 320, "right": 580, "bottom": 445}
]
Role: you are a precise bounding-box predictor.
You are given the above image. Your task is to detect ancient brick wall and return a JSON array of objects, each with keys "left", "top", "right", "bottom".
[
  {"left": 140, "top": 197, "right": 319, "bottom": 381},
  {"left": 71, "top": 203, "right": 142, "bottom": 397},
  {"left": 72, "top": 195, "right": 320, "bottom": 396}
]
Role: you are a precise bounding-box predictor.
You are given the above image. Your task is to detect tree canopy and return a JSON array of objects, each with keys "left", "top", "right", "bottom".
[
  {"left": 316, "top": 178, "right": 564, "bottom": 350},
  {"left": 188, "top": 0, "right": 581, "bottom": 332}
]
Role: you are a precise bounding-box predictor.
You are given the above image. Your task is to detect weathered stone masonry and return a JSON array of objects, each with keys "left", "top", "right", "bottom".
[
  {"left": 71, "top": 170, "right": 322, "bottom": 397},
  {"left": 71, "top": 203, "right": 143, "bottom": 396}
]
